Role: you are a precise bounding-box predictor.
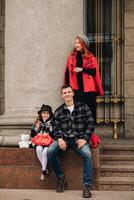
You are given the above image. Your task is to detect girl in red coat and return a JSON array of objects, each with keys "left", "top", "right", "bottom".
[{"left": 64, "top": 34, "right": 104, "bottom": 122}]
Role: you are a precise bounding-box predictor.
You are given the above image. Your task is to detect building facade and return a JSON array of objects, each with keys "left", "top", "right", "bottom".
[{"left": 0, "top": 0, "right": 134, "bottom": 146}]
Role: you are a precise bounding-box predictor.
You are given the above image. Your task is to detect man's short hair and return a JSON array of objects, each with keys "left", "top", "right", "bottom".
[{"left": 61, "top": 85, "right": 73, "bottom": 93}]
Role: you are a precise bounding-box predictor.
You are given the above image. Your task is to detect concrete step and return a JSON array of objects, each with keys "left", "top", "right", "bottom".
[
  {"left": 100, "top": 165, "right": 134, "bottom": 177},
  {"left": 99, "top": 177, "right": 134, "bottom": 191},
  {"left": 100, "top": 145, "right": 134, "bottom": 155},
  {"left": 101, "top": 155, "right": 134, "bottom": 165}
]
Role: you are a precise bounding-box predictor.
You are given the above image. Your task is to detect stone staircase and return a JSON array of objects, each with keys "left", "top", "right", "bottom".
[{"left": 99, "top": 143, "right": 134, "bottom": 191}]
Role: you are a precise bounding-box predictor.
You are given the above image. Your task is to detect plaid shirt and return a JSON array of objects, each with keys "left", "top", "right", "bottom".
[{"left": 53, "top": 102, "right": 95, "bottom": 141}]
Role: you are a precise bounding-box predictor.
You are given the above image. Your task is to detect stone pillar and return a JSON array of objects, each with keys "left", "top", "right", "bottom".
[
  {"left": 0, "top": 0, "right": 5, "bottom": 115},
  {"left": 0, "top": 0, "right": 83, "bottom": 145}
]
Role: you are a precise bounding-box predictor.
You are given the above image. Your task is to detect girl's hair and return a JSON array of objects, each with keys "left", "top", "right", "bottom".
[
  {"left": 72, "top": 36, "right": 93, "bottom": 58},
  {"left": 33, "top": 110, "right": 53, "bottom": 125},
  {"left": 34, "top": 115, "right": 40, "bottom": 125}
]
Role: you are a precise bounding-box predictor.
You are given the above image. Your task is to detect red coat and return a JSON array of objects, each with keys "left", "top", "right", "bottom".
[{"left": 64, "top": 53, "right": 104, "bottom": 96}]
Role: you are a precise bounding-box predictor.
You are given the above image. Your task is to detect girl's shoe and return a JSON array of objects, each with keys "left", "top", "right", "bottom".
[
  {"left": 40, "top": 169, "right": 49, "bottom": 180},
  {"left": 42, "top": 169, "right": 49, "bottom": 176},
  {"left": 40, "top": 173, "right": 45, "bottom": 181}
]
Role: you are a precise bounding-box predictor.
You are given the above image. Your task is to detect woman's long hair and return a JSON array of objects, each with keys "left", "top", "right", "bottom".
[{"left": 72, "top": 36, "right": 93, "bottom": 58}]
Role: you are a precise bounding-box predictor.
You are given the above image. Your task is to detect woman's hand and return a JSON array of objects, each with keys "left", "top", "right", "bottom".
[
  {"left": 74, "top": 67, "right": 83, "bottom": 73},
  {"left": 58, "top": 138, "right": 67, "bottom": 151},
  {"left": 76, "top": 139, "right": 87, "bottom": 149}
]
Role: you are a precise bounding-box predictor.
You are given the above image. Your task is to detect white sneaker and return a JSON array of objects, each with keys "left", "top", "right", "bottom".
[{"left": 40, "top": 173, "right": 45, "bottom": 181}]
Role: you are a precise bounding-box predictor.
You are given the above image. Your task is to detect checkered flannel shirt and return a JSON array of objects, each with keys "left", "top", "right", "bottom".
[{"left": 53, "top": 102, "right": 95, "bottom": 141}]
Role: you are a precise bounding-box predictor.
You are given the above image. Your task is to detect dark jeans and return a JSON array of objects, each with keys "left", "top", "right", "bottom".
[{"left": 48, "top": 139, "right": 93, "bottom": 186}]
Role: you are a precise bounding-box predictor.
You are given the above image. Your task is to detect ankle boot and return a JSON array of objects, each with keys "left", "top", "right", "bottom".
[
  {"left": 56, "top": 177, "right": 67, "bottom": 192},
  {"left": 83, "top": 185, "right": 92, "bottom": 198}
]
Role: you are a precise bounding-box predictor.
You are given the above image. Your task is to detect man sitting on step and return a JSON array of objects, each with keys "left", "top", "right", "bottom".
[{"left": 48, "top": 85, "right": 95, "bottom": 198}]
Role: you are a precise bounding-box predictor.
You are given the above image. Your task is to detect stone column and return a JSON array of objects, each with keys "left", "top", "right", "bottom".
[{"left": 0, "top": 0, "right": 83, "bottom": 145}]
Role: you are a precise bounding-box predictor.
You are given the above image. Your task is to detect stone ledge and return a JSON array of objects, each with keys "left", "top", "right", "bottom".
[{"left": 0, "top": 147, "right": 100, "bottom": 190}]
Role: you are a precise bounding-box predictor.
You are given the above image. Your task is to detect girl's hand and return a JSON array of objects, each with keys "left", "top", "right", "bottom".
[
  {"left": 35, "top": 121, "right": 41, "bottom": 130},
  {"left": 74, "top": 67, "right": 83, "bottom": 73},
  {"left": 42, "top": 133, "right": 47, "bottom": 136}
]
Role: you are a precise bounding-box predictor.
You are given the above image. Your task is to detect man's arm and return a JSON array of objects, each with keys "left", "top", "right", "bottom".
[
  {"left": 52, "top": 113, "right": 67, "bottom": 151},
  {"left": 52, "top": 115, "right": 64, "bottom": 140}
]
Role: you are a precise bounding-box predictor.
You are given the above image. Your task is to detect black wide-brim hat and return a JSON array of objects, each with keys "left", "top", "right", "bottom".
[{"left": 38, "top": 104, "right": 53, "bottom": 115}]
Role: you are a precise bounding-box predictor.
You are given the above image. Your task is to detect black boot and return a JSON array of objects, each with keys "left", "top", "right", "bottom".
[
  {"left": 56, "top": 177, "right": 67, "bottom": 192},
  {"left": 42, "top": 169, "right": 49, "bottom": 176},
  {"left": 83, "top": 185, "right": 92, "bottom": 198}
]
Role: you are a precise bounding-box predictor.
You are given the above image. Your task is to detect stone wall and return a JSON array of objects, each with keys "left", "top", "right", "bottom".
[
  {"left": 4, "top": 0, "right": 83, "bottom": 116},
  {"left": 125, "top": 0, "right": 134, "bottom": 137},
  {"left": 0, "top": 0, "right": 4, "bottom": 114},
  {"left": 0, "top": 0, "right": 83, "bottom": 146}
]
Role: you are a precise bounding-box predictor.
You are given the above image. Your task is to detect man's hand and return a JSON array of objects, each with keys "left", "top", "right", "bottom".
[
  {"left": 58, "top": 138, "right": 67, "bottom": 151},
  {"left": 76, "top": 139, "right": 87, "bottom": 149},
  {"left": 74, "top": 67, "right": 83, "bottom": 73}
]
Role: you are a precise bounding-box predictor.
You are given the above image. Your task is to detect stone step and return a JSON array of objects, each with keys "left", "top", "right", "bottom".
[
  {"left": 0, "top": 148, "right": 39, "bottom": 166},
  {"left": 0, "top": 147, "right": 99, "bottom": 190},
  {"left": 101, "top": 155, "right": 134, "bottom": 165},
  {"left": 100, "top": 165, "right": 134, "bottom": 177},
  {"left": 100, "top": 145, "right": 134, "bottom": 155},
  {"left": 0, "top": 165, "right": 56, "bottom": 189},
  {"left": 99, "top": 177, "right": 134, "bottom": 191}
]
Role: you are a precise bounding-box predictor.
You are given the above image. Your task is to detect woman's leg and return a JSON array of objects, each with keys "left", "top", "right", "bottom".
[
  {"left": 86, "top": 92, "right": 96, "bottom": 122},
  {"left": 74, "top": 91, "right": 96, "bottom": 122}
]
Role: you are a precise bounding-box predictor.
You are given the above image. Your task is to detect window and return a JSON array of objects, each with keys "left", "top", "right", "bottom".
[
  {"left": 84, "top": 0, "right": 125, "bottom": 137},
  {"left": 85, "top": 0, "right": 124, "bottom": 96}
]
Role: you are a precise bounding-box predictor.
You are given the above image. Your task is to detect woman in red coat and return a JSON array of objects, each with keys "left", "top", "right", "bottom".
[{"left": 64, "top": 34, "right": 104, "bottom": 122}]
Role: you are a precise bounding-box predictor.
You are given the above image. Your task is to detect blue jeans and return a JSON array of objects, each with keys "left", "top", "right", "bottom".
[{"left": 48, "top": 138, "right": 93, "bottom": 186}]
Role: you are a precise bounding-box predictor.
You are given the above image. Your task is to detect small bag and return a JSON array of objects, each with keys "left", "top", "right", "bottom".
[
  {"left": 32, "top": 133, "right": 53, "bottom": 146},
  {"left": 90, "top": 132, "right": 100, "bottom": 148}
]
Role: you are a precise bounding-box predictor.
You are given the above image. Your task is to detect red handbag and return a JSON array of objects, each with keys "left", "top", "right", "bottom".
[
  {"left": 90, "top": 132, "right": 100, "bottom": 148},
  {"left": 32, "top": 133, "right": 53, "bottom": 146}
]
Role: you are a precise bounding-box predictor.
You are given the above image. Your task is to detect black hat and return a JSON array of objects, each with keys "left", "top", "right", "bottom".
[{"left": 38, "top": 104, "right": 52, "bottom": 115}]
